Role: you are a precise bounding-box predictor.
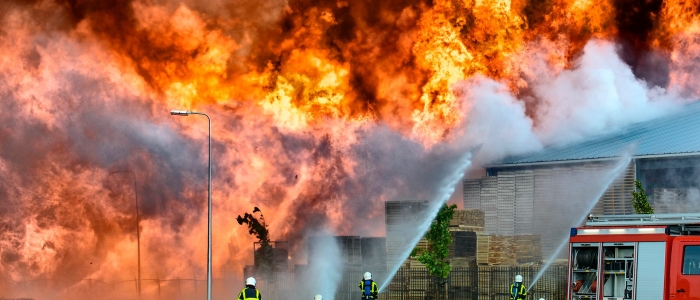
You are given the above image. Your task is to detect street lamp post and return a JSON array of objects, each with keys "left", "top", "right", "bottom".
[
  {"left": 109, "top": 170, "right": 141, "bottom": 297},
  {"left": 170, "top": 110, "right": 212, "bottom": 300}
]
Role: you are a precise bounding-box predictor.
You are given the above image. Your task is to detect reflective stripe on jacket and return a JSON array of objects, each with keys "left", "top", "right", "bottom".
[
  {"left": 238, "top": 287, "right": 261, "bottom": 300},
  {"left": 509, "top": 283, "right": 527, "bottom": 300},
  {"left": 358, "top": 280, "right": 379, "bottom": 299}
]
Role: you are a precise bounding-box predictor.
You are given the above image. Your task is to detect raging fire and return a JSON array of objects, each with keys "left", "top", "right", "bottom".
[{"left": 0, "top": 0, "right": 699, "bottom": 298}]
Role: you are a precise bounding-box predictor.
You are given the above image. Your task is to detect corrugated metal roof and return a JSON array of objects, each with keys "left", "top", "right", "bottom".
[{"left": 493, "top": 101, "right": 700, "bottom": 166}]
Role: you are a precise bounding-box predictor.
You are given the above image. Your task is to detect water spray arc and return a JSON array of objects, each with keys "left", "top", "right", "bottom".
[
  {"left": 379, "top": 150, "right": 474, "bottom": 292},
  {"left": 527, "top": 153, "right": 632, "bottom": 292}
]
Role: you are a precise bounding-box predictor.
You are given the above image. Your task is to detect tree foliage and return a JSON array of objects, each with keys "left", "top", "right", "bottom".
[
  {"left": 631, "top": 180, "right": 654, "bottom": 214},
  {"left": 237, "top": 207, "right": 273, "bottom": 276},
  {"left": 411, "top": 203, "right": 457, "bottom": 279}
]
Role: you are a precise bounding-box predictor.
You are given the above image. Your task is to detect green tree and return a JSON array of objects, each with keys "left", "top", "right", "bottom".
[
  {"left": 237, "top": 207, "right": 274, "bottom": 278},
  {"left": 631, "top": 180, "right": 654, "bottom": 214},
  {"left": 410, "top": 203, "right": 457, "bottom": 300}
]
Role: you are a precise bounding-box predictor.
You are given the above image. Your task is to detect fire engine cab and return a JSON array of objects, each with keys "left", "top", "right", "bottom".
[{"left": 568, "top": 213, "right": 700, "bottom": 300}]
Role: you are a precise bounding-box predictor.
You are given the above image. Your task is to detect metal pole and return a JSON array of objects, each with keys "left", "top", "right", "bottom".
[
  {"left": 191, "top": 112, "right": 212, "bottom": 300},
  {"left": 132, "top": 171, "right": 141, "bottom": 297},
  {"left": 110, "top": 170, "right": 141, "bottom": 297},
  {"left": 171, "top": 110, "right": 211, "bottom": 300},
  {"left": 204, "top": 112, "right": 212, "bottom": 300}
]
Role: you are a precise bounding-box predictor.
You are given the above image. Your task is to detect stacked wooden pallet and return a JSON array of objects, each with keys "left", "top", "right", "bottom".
[
  {"left": 450, "top": 257, "right": 473, "bottom": 267},
  {"left": 514, "top": 170, "right": 534, "bottom": 235},
  {"left": 406, "top": 238, "right": 428, "bottom": 268},
  {"left": 449, "top": 209, "right": 485, "bottom": 228},
  {"left": 487, "top": 235, "right": 516, "bottom": 265},
  {"left": 515, "top": 235, "right": 542, "bottom": 263},
  {"left": 481, "top": 177, "right": 498, "bottom": 234},
  {"left": 497, "top": 174, "right": 516, "bottom": 235},
  {"left": 476, "top": 234, "right": 490, "bottom": 265},
  {"left": 463, "top": 179, "right": 481, "bottom": 209}
]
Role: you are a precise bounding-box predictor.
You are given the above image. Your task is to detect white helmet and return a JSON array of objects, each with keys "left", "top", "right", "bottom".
[
  {"left": 515, "top": 275, "right": 523, "bottom": 283},
  {"left": 246, "top": 277, "right": 256, "bottom": 286},
  {"left": 314, "top": 295, "right": 323, "bottom": 300},
  {"left": 363, "top": 271, "right": 372, "bottom": 280},
  {"left": 539, "top": 298, "right": 545, "bottom": 300}
]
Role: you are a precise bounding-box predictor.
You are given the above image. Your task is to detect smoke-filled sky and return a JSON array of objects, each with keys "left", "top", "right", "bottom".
[{"left": 1, "top": 0, "right": 699, "bottom": 294}]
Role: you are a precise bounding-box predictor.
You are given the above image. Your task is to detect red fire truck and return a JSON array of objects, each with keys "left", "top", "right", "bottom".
[{"left": 568, "top": 213, "right": 700, "bottom": 300}]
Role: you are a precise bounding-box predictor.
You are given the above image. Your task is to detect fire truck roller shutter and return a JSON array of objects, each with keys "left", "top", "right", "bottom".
[{"left": 636, "top": 242, "right": 666, "bottom": 300}]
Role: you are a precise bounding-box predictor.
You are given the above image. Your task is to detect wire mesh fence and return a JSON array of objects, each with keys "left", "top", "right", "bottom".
[{"left": 1, "top": 264, "right": 567, "bottom": 300}]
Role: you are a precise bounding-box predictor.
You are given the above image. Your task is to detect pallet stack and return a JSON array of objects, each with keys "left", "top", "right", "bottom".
[
  {"left": 515, "top": 235, "right": 542, "bottom": 263},
  {"left": 463, "top": 179, "right": 481, "bottom": 209},
  {"left": 497, "top": 174, "right": 516, "bottom": 235},
  {"left": 449, "top": 230, "right": 477, "bottom": 260},
  {"left": 449, "top": 209, "right": 485, "bottom": 232},
  {"left": 514, "top": 170, "right": 534, "bottom": 235},
  {"left": 487, "top": 235, "right": 516, "bottom": 265},
  {"left": 481, "top": 177, "right": 498, "bottom": 235},
  {"left": 476, "top": 235, "right": 490, "bottom": 265},
  {"left": 408, "top": 238, "right": 428, "bottom": 268}
]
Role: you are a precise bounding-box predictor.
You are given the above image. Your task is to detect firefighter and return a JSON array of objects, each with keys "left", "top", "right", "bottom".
[
  {"left": 238, "top": 277, "right": 261, "bottom": 300},
  {"left": 509, "top": 274, "right": 527, "bottom": 300},
  {"left": 358, "top": 271, "right": 379, "bottom": 300}
]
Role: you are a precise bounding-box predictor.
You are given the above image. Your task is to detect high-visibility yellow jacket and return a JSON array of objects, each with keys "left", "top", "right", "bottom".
[
  {"left": 509, "top": 283, "right": 527, "bottom": 300},
  {"left": 359, "top": 279, "right": 378, "bottom": 300},
  {"left": 238, "top": 286, "right": 261, "bottom": 300}
]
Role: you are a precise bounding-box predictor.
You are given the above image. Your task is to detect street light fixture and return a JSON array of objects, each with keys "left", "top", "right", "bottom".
[
  {"left": 170, "top": 110, "right": 212, "bottom": 300},
  {"left": 109, "top": 170, "right": 141, "bottom": 297}
]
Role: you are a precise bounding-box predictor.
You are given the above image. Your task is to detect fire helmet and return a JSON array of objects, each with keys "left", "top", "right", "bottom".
[
  {"left": 246, "top": 277, "right": 256, "bottom": 287},
  {"left": 314, "top": 295, "right": 323, "bottom": 300},
  {"left": 515, "top": 275, "right": 523, "bottom": 283},
  {"left": 539, "top": 298, "right": 545, "bottom": 300},
  {"left": 364, "top": 272, "right": 372, "bottom": 280}
]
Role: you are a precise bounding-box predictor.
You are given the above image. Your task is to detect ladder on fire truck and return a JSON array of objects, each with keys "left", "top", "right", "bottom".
[{"left": 586, "top": 213, "right": 700, "bottom": 235}]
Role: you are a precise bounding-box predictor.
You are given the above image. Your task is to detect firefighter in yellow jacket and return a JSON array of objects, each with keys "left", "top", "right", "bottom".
[
  {"left": 238, "top": 277, "right": 262, "bottom": 300},
  {"left": 358, "top": 271, "right": 379, "bottom": 300},
  {"left": 510, "top": 275, "right": 527, "bottom": 300}
]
